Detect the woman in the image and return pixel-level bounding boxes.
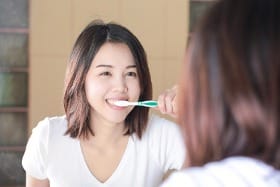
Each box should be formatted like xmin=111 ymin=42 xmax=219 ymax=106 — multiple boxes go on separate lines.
xmin=22 ymin=20 xmax=185 ymax=187
xmin=162 ymin=0 xmax=280 ymax=186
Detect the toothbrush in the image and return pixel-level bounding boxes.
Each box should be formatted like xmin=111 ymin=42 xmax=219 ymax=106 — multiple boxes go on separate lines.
xmin=113 ymin=100 xmax=158 ymax=108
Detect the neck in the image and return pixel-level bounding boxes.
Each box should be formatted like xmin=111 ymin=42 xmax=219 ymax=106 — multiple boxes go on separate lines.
xmin=87 ymin=115 xmax=127 ymax=146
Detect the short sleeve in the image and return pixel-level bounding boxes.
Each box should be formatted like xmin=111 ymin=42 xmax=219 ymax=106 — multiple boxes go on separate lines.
xmin=148 ymin=115 xmax=186 ymax=172
xmin=22 ymin=118 xmax=49 ymax=179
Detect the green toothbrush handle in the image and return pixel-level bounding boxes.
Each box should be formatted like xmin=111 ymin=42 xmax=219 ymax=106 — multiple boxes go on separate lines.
xmin=139 ymin=100 xmax=158 ymax=107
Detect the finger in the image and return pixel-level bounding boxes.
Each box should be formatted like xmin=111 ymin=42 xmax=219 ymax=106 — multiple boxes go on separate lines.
xmin=171 ymin=99 xmax=178 ymax=118
xmin=164 ymin=91 xmax=174 ymax=114
xmin=157 ymin=92 xmax=167 ymax=113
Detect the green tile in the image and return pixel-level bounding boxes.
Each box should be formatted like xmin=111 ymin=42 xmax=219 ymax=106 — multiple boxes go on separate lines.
xmin=0 ymin=33 xmax=28 ymax=68
xmin=0 ymin=73 xmax=28 ymax=107
xmin=189 ymin=1 xmax=215 ymax=32
xmin=0 ymin=0 xmax=28 ymax=28
xmin=0 ymin=113 xmax=27 ymax=146
xmin=0 ymin=151 xmax=25 ymax=185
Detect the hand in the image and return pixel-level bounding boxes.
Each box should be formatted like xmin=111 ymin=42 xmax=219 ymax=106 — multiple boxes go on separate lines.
xmin=157 ymin=85 xmax=178 ymax=118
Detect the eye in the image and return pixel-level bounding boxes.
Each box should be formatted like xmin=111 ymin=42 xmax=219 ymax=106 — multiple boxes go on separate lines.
xmin=100 ymin=71 xmax=112 ymax=76
xmin=126 ymin=71 xmax=137 ymax=77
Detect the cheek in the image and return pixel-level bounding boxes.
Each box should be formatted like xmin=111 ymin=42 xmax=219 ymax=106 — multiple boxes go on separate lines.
xmin=129 ymin=80 xmax=141 ymax=97
xmin=85 ymin=80 xmax=104 ymax=99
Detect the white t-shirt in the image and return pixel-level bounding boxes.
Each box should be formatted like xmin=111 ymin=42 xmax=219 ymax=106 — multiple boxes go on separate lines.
xmin=161 ymin=156 xmax=280 ymax=187
xmin=22 ymin=114 xmax=185 ymax=187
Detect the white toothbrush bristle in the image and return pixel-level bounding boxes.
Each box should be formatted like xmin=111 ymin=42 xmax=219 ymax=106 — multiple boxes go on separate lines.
xmin=113 ymin=100 xmax=129 ymax=107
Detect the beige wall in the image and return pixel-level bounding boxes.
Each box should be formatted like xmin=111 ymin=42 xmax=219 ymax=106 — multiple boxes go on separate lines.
xmin=29 ymin=0 xmax=189 ymax=132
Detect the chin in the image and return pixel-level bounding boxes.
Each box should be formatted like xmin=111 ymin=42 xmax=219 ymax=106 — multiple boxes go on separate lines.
xmin=106 ymin=116 xmax=127 ymax=124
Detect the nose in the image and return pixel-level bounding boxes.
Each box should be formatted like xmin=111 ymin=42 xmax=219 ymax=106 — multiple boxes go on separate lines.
xmin=112 ymin=76 xmax=128 ymax=93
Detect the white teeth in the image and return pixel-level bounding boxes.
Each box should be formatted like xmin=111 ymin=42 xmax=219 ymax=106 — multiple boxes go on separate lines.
xmin=107 ymin=99 xmax=127 ymax=106
xmin=107 ymin=99 xmax=116 ymax=105
xmin=113 ymin=100 xmax=130 ymax=106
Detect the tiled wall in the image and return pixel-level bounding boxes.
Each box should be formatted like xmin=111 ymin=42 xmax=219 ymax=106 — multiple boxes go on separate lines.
xmin=0 ymin=0 xmax=28 ymax=185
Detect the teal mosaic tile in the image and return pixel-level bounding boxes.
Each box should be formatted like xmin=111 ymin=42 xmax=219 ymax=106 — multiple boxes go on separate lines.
xmin=0 ymin=151 xmax=25 ymax=185
xmin=0 ymin=113 xmax=27 ymax=146
xmin=0 ymin=73 xmax=28 ymax=107
xmin=0 ymin=0 xmax=28 ymax=28
xmin=0 ymin=33 xmax=28 ymax=68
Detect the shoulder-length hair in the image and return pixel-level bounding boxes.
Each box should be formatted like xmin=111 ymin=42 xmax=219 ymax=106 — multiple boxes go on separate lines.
xmin=64 ymin=20 xmax=152 ymax=139
xmin=178 ymin=0 xmax=280 ymax=169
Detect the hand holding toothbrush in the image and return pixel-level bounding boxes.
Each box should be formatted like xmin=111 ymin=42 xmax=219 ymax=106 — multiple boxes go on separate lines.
xmin=157 ymin=85 xmax=178 ymax=118
xmin=112 ymin=85 xmax=178 ymax=118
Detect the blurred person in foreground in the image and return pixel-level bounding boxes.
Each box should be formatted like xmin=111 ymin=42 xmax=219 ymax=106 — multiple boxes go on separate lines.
xmin=161 ymin=0 xmax=280 ymax=186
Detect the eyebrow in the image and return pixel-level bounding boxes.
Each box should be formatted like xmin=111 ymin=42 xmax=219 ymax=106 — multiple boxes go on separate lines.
xmin=95 ymin=64 xmax=137 ymax=69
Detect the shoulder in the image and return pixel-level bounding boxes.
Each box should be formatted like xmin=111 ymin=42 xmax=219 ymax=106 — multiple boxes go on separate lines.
xmin=203 ymin=157 xmax=277 ymax=178
xmin=161 ymin=163 xmax=225 ymax=187
xmin=22 ymin=115 xmax=67 ymax=179
xmin=36 ymin=115 xmax=67 ymax=129
xmin=162 ymin=157 xmax=280 ymax=187
xmin=142 ymin=114 xmax=186 ymax=171
xmin=27 ymin=115 xmax=68 ymax=149
xmin=145 ymin=114 xmax=181 ymax=137
xmin=33 ymin=115 xmax=67 ymax=137
xmin=161 ymin=171 xmax=197 ymax=187
xmin=144 ymin=114 xmax=184 ymax=147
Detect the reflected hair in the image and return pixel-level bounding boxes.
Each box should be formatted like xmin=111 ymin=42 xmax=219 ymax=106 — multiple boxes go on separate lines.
xmin=178 ymin=0 xmax=280 ymax=169
xmin=64 ymin=20 xmax=152 ymax=139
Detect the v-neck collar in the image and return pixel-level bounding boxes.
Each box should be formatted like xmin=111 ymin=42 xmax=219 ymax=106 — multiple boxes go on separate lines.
xmin=77 ymin=136 xmax=132 ymax=185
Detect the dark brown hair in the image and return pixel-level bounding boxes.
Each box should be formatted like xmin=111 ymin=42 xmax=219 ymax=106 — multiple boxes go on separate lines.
xmin=64 ymin=20 xmax=152 ymax=139
xmin=178 ymin=0 xmax=280 ymax=169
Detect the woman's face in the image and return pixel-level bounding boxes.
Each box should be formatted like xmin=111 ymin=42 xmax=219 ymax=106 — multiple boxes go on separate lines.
xmin=85 ymin=42 xmax=141 ymax=125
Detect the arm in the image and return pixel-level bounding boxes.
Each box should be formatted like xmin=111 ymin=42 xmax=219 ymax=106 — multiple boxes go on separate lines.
xmin=157 ymin=85 xmax=178 ymax=118
xmin=26 ymin=174 xmax=50 ymax=187
xmin=22 ymin=119 xmax=50 ymax=187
